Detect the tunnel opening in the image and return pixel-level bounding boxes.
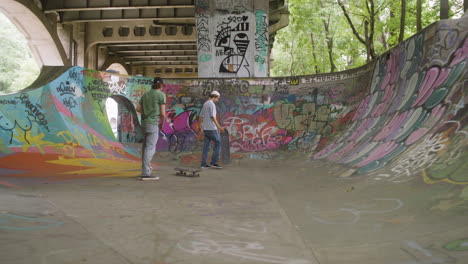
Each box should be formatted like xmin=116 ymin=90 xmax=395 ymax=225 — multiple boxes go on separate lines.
xmin=106 ymin=95 xmax=143 ymax=143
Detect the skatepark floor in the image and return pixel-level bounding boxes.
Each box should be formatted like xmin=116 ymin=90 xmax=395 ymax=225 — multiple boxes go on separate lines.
xmin=1 ymin=152 xmax=467 ymax=264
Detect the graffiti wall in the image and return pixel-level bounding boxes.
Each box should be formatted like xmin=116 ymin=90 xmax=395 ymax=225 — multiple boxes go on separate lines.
xmin=0 ymin=68 xmax=153 ymax=183
xmin=195 ymin=0 xmax=269 ymax=77
xmin=0 ymin=17 xmax=466 ymax=185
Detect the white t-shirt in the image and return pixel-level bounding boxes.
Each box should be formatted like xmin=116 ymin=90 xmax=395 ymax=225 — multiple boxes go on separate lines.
xmin=200 ymin=99 xmax=217 ymax=130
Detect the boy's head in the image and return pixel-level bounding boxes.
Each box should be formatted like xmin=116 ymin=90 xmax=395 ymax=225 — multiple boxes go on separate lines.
xmin=209 ymin=90 xmax=220 ymax=98
xmin=152 ymin=77 xmax=163 ymax=89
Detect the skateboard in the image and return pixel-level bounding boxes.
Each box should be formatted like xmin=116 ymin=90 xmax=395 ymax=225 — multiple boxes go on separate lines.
xmin=174 ymin=167 xmax=201 ymax=177
xmin=220 ymin=130 xmax=231 ymax=164
xmin=137 ymin=176 xmax=160 ymax=181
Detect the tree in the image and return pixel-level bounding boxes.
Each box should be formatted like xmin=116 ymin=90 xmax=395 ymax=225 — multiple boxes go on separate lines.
xmin=441 ymin=0 xmax=450 ymax=19
xmin=416 ymin=0 xmax=422 ymax=31
xmin=0 ymin=12 xmax=39 ymax=94
xmin=319 ymin=0 xmax=337 ymax=72
xmin=399 ymin=0 xmax=406 ymax=42
xmin=270 ymin=0 xmax=465 ymax=77
xmin=337 ymin=0 xmax=379 ymax=62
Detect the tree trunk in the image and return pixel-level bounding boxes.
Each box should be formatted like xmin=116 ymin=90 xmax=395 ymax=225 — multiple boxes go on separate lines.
xmin=289 ymin=40 xmax=296 ymax=76
xmin=440 ymin=0 xmax=449 ymax=19
xmin=322 ymin=21 xmax=336 ymax=72
xmin=464 ymin=0 xmax=467 ymax=13
xmin=365 ymin=21 xmax=371 ymax=61
xmin=399 ymin=0 xmax=406 ymax=42
xmin=310 ymin=33 xmax=320 ymax=74
xmin=389 ymin=9 xmax=396 ymax=45
xmin=417 ymin=0 xmax=422 ymax=31
xmin=368 ymin=0 xmax=376 ymax=59
xmin=337 ymin=0 xmax=376 ymax=61
xmin=319 ymin=0 xmax=336 ymax=72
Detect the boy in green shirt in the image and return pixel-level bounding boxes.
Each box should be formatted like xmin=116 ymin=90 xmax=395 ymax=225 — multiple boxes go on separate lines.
xmin=136 ymin=77 xmax=166 ymax=180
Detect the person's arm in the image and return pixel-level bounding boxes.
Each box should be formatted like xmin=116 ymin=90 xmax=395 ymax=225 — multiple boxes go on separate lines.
xmin=159 ymin=103 xmax=166 ymax=129
xmin=136 ymin=104 xmax=142 ymax=113
xmin=211 ymin=116 xmax=225 ymax=133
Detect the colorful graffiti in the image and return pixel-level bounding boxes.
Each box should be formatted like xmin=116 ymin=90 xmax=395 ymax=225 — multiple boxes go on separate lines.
xmin=313 ymin=19 xmax=467 ymax=180
xmin=0 ymin=69 xmax=145 ymax=183
xmin=0 ymin=17 xmax=466 ymax=186
xmin=195 ymin=0 xmax=268 ymax=77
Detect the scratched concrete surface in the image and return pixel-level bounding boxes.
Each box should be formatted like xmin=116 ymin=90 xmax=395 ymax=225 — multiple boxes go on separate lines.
xmin=1 ymin=154 xmax=467 ymax=264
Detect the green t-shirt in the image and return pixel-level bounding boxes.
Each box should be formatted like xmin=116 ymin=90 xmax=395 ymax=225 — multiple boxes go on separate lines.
xmin=139 ymin=89 xmax=166 ymax=125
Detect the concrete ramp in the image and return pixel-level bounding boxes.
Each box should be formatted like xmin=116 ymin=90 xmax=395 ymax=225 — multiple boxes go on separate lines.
xmin=21 ymin=66 xmax=70 ymax=92
xmin=0 ymin=16 xmax=467 ymax=264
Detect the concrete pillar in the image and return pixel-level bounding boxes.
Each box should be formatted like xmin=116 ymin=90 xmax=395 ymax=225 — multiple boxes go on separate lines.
xmin=73 ymin=23 xmax=86 ymax=67
xmin=195 ymin=0 xmax=269 ymax=78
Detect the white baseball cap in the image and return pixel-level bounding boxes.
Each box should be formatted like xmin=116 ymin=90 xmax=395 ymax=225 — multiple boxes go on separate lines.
xmin=210 ymin=90 xmax=220 ymax=97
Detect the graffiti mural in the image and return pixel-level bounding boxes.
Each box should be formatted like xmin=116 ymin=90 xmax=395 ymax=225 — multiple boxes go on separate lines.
xmin=254 ymin=9 xmax=268 ymax=74
xmin=195 ymin=0 xmax=268 ymax=77
xmin=0 ymin=16 xmax=466 ymax=187
xmin=215 ymin=14 xmax=253 ymax=76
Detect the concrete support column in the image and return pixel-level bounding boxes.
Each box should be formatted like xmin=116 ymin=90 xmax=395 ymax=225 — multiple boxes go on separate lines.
xmin=86 ymin=44 xmax=98 ymax=70
xmin=72 ymin=23 xmax=85 ymax=67
xmin=195 ymin=0 xmax=269 ymax=78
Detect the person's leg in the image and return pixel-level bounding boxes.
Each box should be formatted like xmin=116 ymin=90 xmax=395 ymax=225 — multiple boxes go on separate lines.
xmin=142 ymin=123 xmax=159 ymax=176
xmin=210 ymin=130 xmax=221 ymax=166
xmin=201 ymin=130 xmax=212 ymax=167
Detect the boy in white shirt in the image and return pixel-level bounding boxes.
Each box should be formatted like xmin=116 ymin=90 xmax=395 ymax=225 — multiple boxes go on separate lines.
xmin=199 ymin=91 xmax=225 ymax=169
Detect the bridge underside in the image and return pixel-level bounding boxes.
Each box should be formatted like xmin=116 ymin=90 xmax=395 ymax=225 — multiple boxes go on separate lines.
xmin=0 ymin=5 xmax=467 ymax=264
xmin=2 ymin=0 xmax=289 ymax=77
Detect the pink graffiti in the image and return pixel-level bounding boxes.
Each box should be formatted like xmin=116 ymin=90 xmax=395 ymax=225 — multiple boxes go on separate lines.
xmin=386 ymin=78 xmax=407 ymax=114
xmin=348 ymin=117 xmax=377 ymax=141
xmin=171 ymin=112 xmax=191 ymax=131
xmin=224 ymin=116 xmax=286 ymax=152
xmin=405 ymin=104 xmax=447 ymax=145
xmin=327 ymin=141 xmax=358 ymax=162
xmin=412 ymin=67 xmax=447 ymax=107
xmin=313 ymin=142 xmax=340 ymax=159
xmin=381 ymin=52 xmax=399 ymax=89
xmin=372 ymin=84 xmax=396 ymax=117
xmin=373 ymin=112 xmax=408 ymax=141
xmin=450 ymin=37 xmax=468 ymax=66
xmin=328 ymin=87 xmax=340 ymax=99
xmin=356 ymin=141 xmax=399 ymax=167
xmin=352 ymin=95 xmax=370 ymax=121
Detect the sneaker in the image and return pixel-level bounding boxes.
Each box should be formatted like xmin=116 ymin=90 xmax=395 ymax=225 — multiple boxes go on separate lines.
xmin=139 ymin=176 xmax=160 ymax=181
xmin=200 ymin=165 xmax=211 ymax=169
xmin=210 ymin=164 xmax=222 ymax=169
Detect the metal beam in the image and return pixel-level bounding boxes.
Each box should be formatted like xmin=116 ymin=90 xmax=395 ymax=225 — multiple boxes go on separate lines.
xmin=124 ymin=55 xmax=197 ymax=59
xmin=45 ymin=5 xmax=194 ymax=13
xmin=62 ymin=17 xmax=194 ymax=24
xmin=110 ymin=50 xmax=196 ymax=54
xmin=106 ymin=43 xmax=196 ymax=47
xmin=130 ymin=60 xmax=197 ymax=64
xmin=131 ymin=64 xmax=197 ymax=67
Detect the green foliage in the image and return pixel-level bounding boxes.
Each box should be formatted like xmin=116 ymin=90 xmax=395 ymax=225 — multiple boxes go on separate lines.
xmin=0 ymin=12 xmax=40 ymax=94
xmin=271 ymin=0 xmax=466 ymax=77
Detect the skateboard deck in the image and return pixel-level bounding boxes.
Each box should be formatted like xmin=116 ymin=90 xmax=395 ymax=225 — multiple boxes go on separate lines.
xmin=175 ymin=167 xmax=201 ymax=177
xmin=220 ymin=130 xmax=231 ymax=164
xmin=138 ymin=176 xmax=160 ymax=181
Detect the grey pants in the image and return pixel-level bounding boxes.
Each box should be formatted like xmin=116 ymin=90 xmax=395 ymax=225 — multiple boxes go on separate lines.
xmin=141 ymin=123 xmax=159 ymax=176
